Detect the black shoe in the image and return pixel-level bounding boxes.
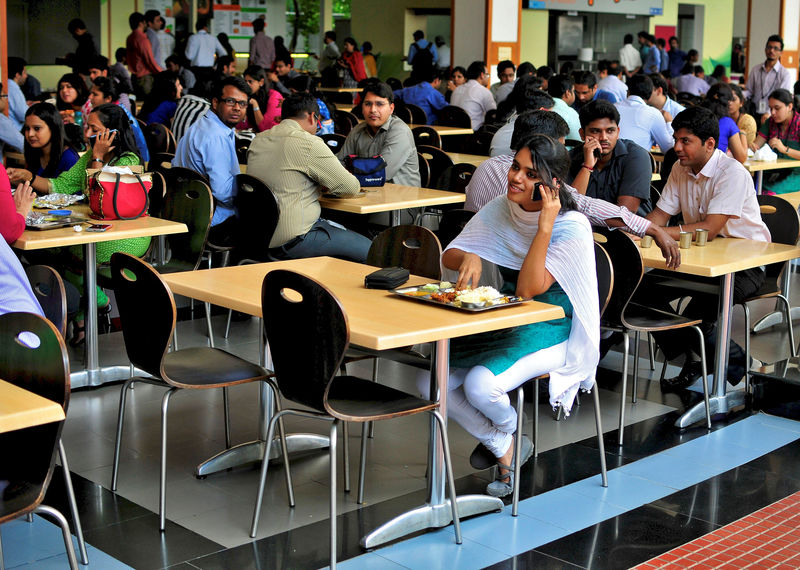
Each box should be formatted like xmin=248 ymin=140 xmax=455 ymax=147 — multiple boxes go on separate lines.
xmin=661 ymin=360 xmax=703 ymax=392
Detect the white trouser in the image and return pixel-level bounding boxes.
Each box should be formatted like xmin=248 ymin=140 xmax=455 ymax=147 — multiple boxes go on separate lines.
xmin=417 ymin=340 xmax=568 ymax=458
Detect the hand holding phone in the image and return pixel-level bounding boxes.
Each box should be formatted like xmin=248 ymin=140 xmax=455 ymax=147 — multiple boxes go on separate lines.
xmin=86 ymin=223 xmax=112 ymax=232
xmin=88 ymin=129 xmax=118 ymax=144
xmin=531 ymin=182 xmax=543 ymax=202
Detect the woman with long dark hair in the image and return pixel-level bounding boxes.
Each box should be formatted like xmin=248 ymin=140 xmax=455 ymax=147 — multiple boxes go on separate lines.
xmin=6 ymin=103 xmax=80 ymax=188
xmin=703 ymin=83 xmax=747 ymax=162
xmin=750 ymin=88 xmax=800 ymax=194
xmin=729 ymin=83 xmax=757 ymax=146
xmin=338 ymin=37 xmax=367 ymax=88
xmin=419 ymin=134 xmax=598 ymax=497
xmin=55 ymin=73 xmax=90 ymax=123
xmin=239 ymin=65 xmax=283 ymax=132
xmin=140 ymin=70 xmax=183 ymax=125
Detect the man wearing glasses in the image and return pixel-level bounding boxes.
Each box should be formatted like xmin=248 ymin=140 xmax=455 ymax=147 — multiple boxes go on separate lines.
xmin=173 ymin=76 xmax=251 ymax=247
xmin=248 ymin=94 xmax=371 ymax=261
xmin=746 ymin=35 xmax=793 ymax=123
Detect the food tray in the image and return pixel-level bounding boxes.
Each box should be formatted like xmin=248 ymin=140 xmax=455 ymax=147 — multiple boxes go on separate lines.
xmin=25 ymin=215 xmax=88 ymax=230
xmin=33 ymin=194 xmax=84 ymax=208
xmin=391 ymin=282 xmax=529 ymax=312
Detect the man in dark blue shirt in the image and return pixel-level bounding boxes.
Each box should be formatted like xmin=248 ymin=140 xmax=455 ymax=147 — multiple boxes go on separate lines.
xmin=392 ymin=69 xmax=447 ymax=125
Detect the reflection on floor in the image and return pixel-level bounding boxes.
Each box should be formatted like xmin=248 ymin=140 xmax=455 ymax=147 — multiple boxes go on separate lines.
xmin=5 ymin=271 xmax=800 ymax=569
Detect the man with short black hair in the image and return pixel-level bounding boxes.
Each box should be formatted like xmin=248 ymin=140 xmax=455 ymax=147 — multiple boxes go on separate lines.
xmin=6 ymin=58 xmax=28 ymax=130
xmin=647 ymin=72 xmax=685 ymax=128
xmin=111 ymin=48 xmax=134 ymax=94
xmin=166 ymin=55 xmax=196 ymax=91
xmin=645 ymin=106 xmax=769 ymax=390
xmin=615 ymin=74 xmax=674 ymax=151
xmin=675 ymin=64 xmax=710 ymax=96
xmin=619 ymin=33 xmax=642 ymax=76
xmin=573 ymin=70 xmax=620 ymax=111
xmin=535 ymin=66 xmax=554 ymax=91
xmin=173 ymin=76 xmax=252 ymax=246
xmin=451 ymin=61 xmax=496 ymax=130
xmin=0 ymin=84 xmax=24 ymax=152
xmin=546 ymin=74 xmax=581 ymax=142
xmin=407 ymin=30 xmax=438 ymax=69
xmin=216 ymin=55 xmax=236 ymax=77
xmin=318 ymin=30 xmax=340 ymax=86
xmin=64 ymin=18 xmax=99 ymax=77
xmin=271 ymin=55 xmax=300 ymax=96
xmin=568 ymin=100 xmax=652 ymax=215
xmin=597 ymin=60 xmax=628 ymax=101
xmin=144 ymin=10 xmax=164 ymax=69
xmin=491 ymin=60 xmax=516 ymax=103
xmin=746 ymin=34 xmax=793 ymax=121
xmin=668 ymin=36 xmax=687 ymax=78
xmin=338 ymin=82 xmax=419 ymax=186
xmin=248 ymin=94 xmax=370 ymax=261
xmin=490 ymin=89 xmax=554 ymax=156
xmin=126 ymin=12 xmax=162 ymax=97
xmin=88 ymin=56 xmax=134 ymax=113
xmin=516 ymin=62 xmax=535 ymax=79
xmin=656 ymin=38 xmax=670 ymax=74
xmin=642 ymin=34 xmax=661 ymax=74
xmin=185 ymin=17 xmax=227 ymax=85
xmin=393 ymin=69 xmax=447 ymax=125
xmin=249 ymin=17 xmax=275 ymax=70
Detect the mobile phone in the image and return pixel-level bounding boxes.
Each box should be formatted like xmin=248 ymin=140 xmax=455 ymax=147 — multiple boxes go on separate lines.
xmin=86 ymin=223 xmax=112 ymax=232
xmin=593 ymin=147 xmax=601 ymax=159
xmin=88 ymin=129 xmax=118 ymax=143
xmin=531 ymin=182 xmax=543 ymax=202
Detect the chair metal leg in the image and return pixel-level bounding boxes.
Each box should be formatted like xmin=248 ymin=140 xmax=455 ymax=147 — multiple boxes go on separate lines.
xmin=223 ymin=387 xmax=231 ymax=449
xmin=692 ymin=326 xmax=712 ymax=429
xmin=250 ymin=412 xmax=282 ymax=538
xmin=224 ymin=309 xmax=233 ymax=339
xmin=368 ymin=358 xmax=378 ymax=439
xmin=430 ymin=410 xmax=462 ymax=544
xmin=111 ymin=378 xmax=136 ymax=491
xmin=618 ymin=331 xmax=630 ymax=447
xmin=204 ymin=302 xmax=215 ymax=347
xmin=342 ymin=422 xmax=351 ymax=493
xmin=512 ymin=387 xmax=525 ymax=516
xmin=159 ymin=388 xmax=178 ymax=531
xmin=648 ymin=333 xmax=656 ymax=370
xmin=591 ymin=387 xmax=608 ymax=487
xmin=24 ymin=514 xmax=32 ymax=523
xmin=534 ymin=381 xmax=539 ymax=458
xmin=329 ymin=420 xmax=339 ymax=569
xmin=59 ymin=441 xmax=88 ymax=564
xmin=743 ymin=303 xmax=751 ymax=396
xmin=632 ymin=331 xmax=640 ymax=404
xmin=269 ymin=380 xmax=295 ymax=507
xmin=171 ymin=327 xmax=178 ymax=351
xmin=660 ymin=358 xmax=669 ymax=382
xmin=778 ymin=294 xmax=797 ymax=357
xmin=357 ymin=422 xmax=369 ymax=504
xmin=33 ymin=505 xmax=79 ymax=570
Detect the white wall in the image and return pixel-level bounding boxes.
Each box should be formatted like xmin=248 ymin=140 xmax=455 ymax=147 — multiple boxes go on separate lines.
xmin=453 ymin=0 xmax=486 ymax=69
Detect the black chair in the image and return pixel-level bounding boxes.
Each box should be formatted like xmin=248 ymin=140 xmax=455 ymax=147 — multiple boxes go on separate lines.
xmin=405 ymin=103 xmax=428 ymax=125
xmin=236 ymin=140 xmax=251 ymax=165
xmin=740 ymin=196 xmax=800 ymax=391
xmin=417 ymin=152 xmax=431 ymax=188
xmin=412 ymin=125 xmax=442 ymax=148
xmin=484 ymin=109 xmax=499 ymax=128
xmin=249 ymin=270 xmax=461 ymax=567
xmin=508 ymin=241 xmax=612 ymax=515
xmin=385 ymin=77 xmax=403 ymax=91
xmin=158 ymin=178 xmax=214 ymax=274
xmin=417 ymin=144 xmax=454 ymax=189
xmin=393 ymin=104 xmax=412 ymax=124
xmin=436 ymin=209 xmax=475 ymax=248
xmin=320 ymin=133 xmax=346 ymax=154
xmin=148 ymin=151 xmax=175 ymax=173
xmin=463 ymin=130 xmax=493 ymax=156
xmin=143 ymin=122 xmax=177 ymax=155
xmin=109 ymin=253 xmax=278 ymax=531
xmin=436 ymin=105 xmax=472 ymax=128
xmin=25 ymin=265 xmax=67 ymax=337
xmin=333 ymin=110 xmax=359 ymax=135
xmin=367 ymin=225 xmax=443 ymax=280
xmin=595 ymin=227 xmax=711 ymax=445
xmin=0 ymin=313 xmax=79 ymax=569
xmin=564 ymin=139 xmax=583 ymax=150
xmin=419 ymin=163 xmax=477 ymax=225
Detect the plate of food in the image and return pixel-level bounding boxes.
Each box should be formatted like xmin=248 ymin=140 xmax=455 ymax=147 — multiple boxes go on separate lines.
xmin=392 ymin=282 xmax=529 ymax=312
xmin=33 ymin=194 xmax=84 ymax=209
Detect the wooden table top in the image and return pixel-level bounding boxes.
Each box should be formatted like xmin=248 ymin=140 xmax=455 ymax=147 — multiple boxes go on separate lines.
xmin=318 ymin=184 xmax=465 ymax=214
xmin=318 ymin=87 xmax=361 ymax=93
xmin=12 ymin=205 xmax=188 ymax=251
xmin=409 ymin=124 xmax=474 ymax=136
xmin=336 ymin=104 xmax=355 ymax=113
xmin=162 ymin=257 xmax=565 ymax=351
xmin=639 ymin=236 xmax=800 ymax=277
xmin=744 ymin=158 xmax=800 ymax=173
xmin=0 ymin=379 xmax=65 ymax=433
xmin=445 ymin=153 xmax=489 ymax=167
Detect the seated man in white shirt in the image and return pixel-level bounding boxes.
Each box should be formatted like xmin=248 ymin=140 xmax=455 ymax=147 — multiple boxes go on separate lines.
xmin=490 ymin=89 xmax=554 ymax=157
xmin=644 ymin=107 xmax=770 ymax=391
xmin=546 ymin=74 xmax=582 ymax=142
xmin=647 ymin=73 xmax=685 ymax=130
xmin=450 ymin=60 xmax=496 ymax=130
xmin=597 ymin=60 xmax=628 ymax=102
xmin=614 ymin=74 xmax=674 ymax=151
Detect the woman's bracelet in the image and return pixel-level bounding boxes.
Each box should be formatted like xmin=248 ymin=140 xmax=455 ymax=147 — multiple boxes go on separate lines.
xmin=582 ymin=163 xmax=594 ymax=172
xmin=29 ymin=174 xmax=37 ymax=186
xmin=91 ymin=157 xmax=104 ymax=166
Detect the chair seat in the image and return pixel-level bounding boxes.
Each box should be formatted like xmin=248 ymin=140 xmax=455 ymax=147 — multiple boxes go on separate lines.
xmin=622 ymin=302 xmax=703 ymax=332
xmin=157 ymin=259 xmax=198 ymax=274
xmin=0 ymin=480 xmax=40 ymax=524
xmin=345 ymin=346 xmax=430 ymax=369
xmin=162 ymin=347 xmax=269 ymax=388
xmin=742 ymin=278 xmax=781 ymax=302
xmin=326 ymin=375 xmax=438 ymax=422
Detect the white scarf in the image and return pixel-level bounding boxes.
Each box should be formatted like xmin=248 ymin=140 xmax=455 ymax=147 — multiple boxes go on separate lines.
xmin=444 ymin=195 xmax=600 ymax=414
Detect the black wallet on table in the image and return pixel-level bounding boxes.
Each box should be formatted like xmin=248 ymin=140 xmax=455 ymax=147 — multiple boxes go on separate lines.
xmin=364 ymin=266 xmax=410 ymax=289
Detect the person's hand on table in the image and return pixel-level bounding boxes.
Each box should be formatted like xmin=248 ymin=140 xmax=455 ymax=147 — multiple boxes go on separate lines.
xmin=455 ymin=252 xmax=482 ymax=290
xmin=768 ymin=138 xmax=788 ymax=154
xmin=92 ymin=129 xmax=117 ymax=159
xmin=14 ymin=181 xmax=36 ymax=219
xmin=6 ymin=167 xmax=33 ymax=185
xmin=650 ymin=225 xmax=681 ymax=269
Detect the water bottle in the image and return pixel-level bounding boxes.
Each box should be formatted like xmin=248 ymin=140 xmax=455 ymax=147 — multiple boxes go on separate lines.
xmin=74 ymin=111 xmax=83 ymax=127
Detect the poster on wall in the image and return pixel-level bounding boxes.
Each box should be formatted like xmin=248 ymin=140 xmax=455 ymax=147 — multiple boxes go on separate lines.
xmin=526 ymin=0 xmax=663 ymax=16
xmin=213 ymin=1 xmax=267 ymax=40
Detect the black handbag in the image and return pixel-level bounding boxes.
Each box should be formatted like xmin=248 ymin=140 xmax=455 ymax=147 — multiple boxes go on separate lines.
xmin=364 ymin=266 xmax=409 ymax=289
xmin=344 ymin=155 xmax=387 ymax=187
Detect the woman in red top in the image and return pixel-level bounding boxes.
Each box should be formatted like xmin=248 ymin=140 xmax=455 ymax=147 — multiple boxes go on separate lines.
xmin=339 ymin=37 xmax=367 ymax=88
xmin=238 ymin=66 xmax=283 ymax=132
xmin=0 ymin=168 xmax=34 ymax=244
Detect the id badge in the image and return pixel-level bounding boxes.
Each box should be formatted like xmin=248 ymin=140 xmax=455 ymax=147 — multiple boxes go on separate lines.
xmin=757 ymin=100 xmax=769 ymax=114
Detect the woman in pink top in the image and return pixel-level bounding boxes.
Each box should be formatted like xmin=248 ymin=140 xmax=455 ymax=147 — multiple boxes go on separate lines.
xmin=239 ymin=66 xmax=283 ymax=132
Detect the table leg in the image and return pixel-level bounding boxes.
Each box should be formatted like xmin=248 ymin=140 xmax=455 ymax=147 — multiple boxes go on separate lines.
xmin=755 ymin=171 xmax=763 ymax=195
xmin=390 ymin=210 xmax=400 ymax=227
xmin=195 ymin=318 xmax=330 ymax=478
xmin=360 ymin=339 xmax=503 ymax=549
xmin=675 ymin=273 xmax=745 ymax=428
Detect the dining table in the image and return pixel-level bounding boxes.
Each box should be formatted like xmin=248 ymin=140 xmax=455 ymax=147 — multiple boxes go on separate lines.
xmin=408 ymin=124 xmax=474 ymax=136
xmin=445 ymin=152 xmax=489 ymax=167
xmin=317 ymin=86 xmax=362 ymax=93
xmin=162 ymin=256 xmax=566 ymax=547
xmin=744 ymin=158 xmax=800 ymax=194
xmin=0 ymin=379 xmax=65 ymax=433
xmin=12 ymin=204 xmax=188 ymax=389
xmin=639 ymin=236 xmax=800 ymax=427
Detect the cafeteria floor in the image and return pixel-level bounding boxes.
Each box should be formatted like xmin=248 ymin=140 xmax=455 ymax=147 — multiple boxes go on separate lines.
xmin=8 ymin=272 xmax=800 ymax=569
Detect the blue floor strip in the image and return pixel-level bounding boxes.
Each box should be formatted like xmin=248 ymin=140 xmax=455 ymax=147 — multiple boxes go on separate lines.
xmin=335 ymin=413 xmax=800 ymax=570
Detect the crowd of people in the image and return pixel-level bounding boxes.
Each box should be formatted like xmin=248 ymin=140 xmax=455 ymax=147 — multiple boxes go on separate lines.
xmin=1 ymin=18 xmax=797 ymax=498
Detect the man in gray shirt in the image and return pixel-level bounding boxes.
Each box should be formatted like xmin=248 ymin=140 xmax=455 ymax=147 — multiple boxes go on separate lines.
xmin=144 ymin=10 xmax=164 ymax=69
xmin=337 ymin=82 xmax=420 ymax=187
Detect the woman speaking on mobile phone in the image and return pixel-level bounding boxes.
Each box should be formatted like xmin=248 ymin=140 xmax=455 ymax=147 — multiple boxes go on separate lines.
xmin=418 ymin=134 xmax=600 ymax=497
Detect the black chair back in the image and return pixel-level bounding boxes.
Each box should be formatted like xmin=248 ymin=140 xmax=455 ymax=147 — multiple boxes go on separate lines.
xmin=758 ymin=195 xmax=800 ymax=281
xmin=595 ymin=242 xmax=614 ymax=317
xmin=159 ymin=166 xmax=209 ymax=222
xmin=417 ymin=145 xmax=454 ymax=189
xmin=161 ymin=179 xmax=213 ymax=271
xmin=386 ymin=77 xmax=403 ymax=91
xmin=436 ymin=209 xmax=475 ymax=248
xmin=393 ymin=104 xmax=412 ymax=124
xmin=412 ymin=126 xmax=442 ymax=148
xmin=261 ymin=270 xmax=349 ymax=411
xmin=483 ymin=109 xmax=498 ymax=128
xmin=110 ymin=253 xmax=175 ymax=379
xmin=0 ymin=313 xmax=69 ymax=522
xmin=463 ymin=131 xmax=493 ymax=156
xmin=367 ymin=225 xmax=443 ymax=280
xmin=417 ymin=153 xmax=431 ymax=188
xmin=320 ymin=133 xmax=346 ymax=154
xmin=235 ymin=174 xmax=281 ymax=262
xmin=436 ymin=105 xmax=472 ymax=128
xmin=144 ymin=123 xmax=176 ymax=155
xmin=25 ymin=265 xmax=67 ymax=338
xmin=236 ymin=141 xmax=251 ymax=165
xmin=592 ymin=228 xmax=643 ymax=329
xmin=148 ymin=152 xmax=175 ymax=173
xmin=334 ymin=110 xmax=359 ymax=136
xmin=435 ymin=163 xmax=476 ymax=193
xmin=405 ymin=103 xmax=428 ymax=125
